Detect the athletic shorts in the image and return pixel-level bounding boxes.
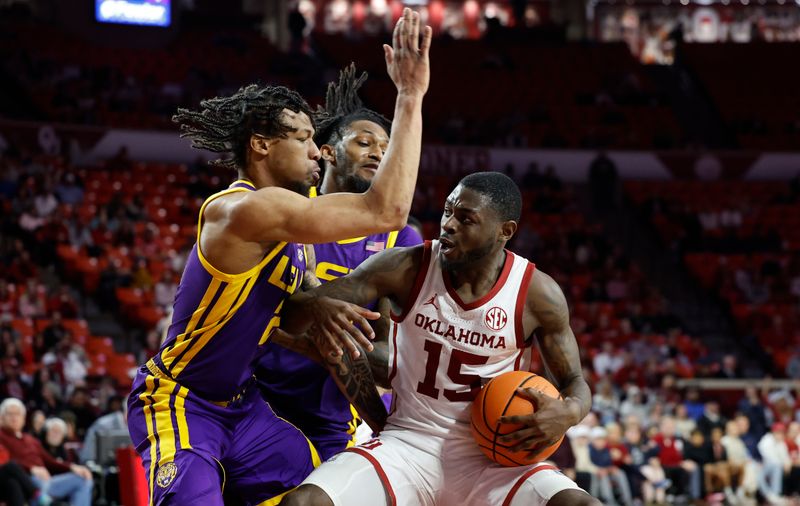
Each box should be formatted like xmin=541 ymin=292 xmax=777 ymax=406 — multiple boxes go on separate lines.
xmin=302 ymin=427 xmax=583 ymax=506
xmin=127 ymin=367 xmax=320 ymax=506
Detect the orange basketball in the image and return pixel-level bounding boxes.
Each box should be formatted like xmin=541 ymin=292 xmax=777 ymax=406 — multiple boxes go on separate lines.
xmin=471 ymin=370 xmax=564 ymax=466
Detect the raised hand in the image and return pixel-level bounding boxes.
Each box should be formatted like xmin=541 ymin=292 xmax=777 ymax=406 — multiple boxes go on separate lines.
xmin=383 ymin=8 xmax=431 ymax=97
xmin=306 ymin=296 xmax=380 ymax=359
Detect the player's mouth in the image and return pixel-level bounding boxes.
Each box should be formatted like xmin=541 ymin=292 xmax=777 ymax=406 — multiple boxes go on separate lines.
xmin=361 ymin=163 xmax=379 ymax=173
xmin=439 ymin=236 xmax=457 ymax=255
xmin=310 ymin=168 xmax=321 ymax=183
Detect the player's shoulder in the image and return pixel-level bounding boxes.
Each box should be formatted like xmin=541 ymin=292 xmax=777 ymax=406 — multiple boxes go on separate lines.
xmin=524 ymin=264 xmax=567 ymax=308
xmin=357 ymin=242 xmax=426 ymax=276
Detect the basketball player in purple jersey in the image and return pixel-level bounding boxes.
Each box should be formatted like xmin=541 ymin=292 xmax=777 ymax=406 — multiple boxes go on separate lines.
xmin=281 ymin=173 xmax=599 ymax=506
xmin=126 ymin=9 xmax=432 ymax=505
xmin=257 ymin=64 xmax=423 ymax=461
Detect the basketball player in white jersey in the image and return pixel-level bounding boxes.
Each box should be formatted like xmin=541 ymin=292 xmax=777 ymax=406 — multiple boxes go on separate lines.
xmin=280 ymin=172 xmax=599 ymax=506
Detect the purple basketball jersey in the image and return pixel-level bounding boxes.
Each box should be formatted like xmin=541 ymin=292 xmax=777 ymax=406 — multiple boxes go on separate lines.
xmin=257 ymin=225 xmax=422 ymax=460
xmin=153 ymin=179 xmax=307 ymax=402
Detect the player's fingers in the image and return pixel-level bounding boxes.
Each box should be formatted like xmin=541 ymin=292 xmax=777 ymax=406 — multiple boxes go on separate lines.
xmin=420 ymin=25 xmax=432 ymax=57
xmin=515 ymin=387 xmax=545 ymax=403
xmin=383 ymin=44 xmax=394 ymax=67
xmin=512 ymin=437 xmax=548 ymax=453
xmin=350 ymin=313 xmax=375 ymax=340
xmin=338 ymin=313 xmax=374 ymax=352
xmin=341 ymin=331 xmax=361 ymax=359
xmin=409 ymin=11 xmax=420 ymax=52
xmin=320 ymin=327 xmax=343 ymax=357
xmin=394 ymin=18 xmax=404 ymax=51
xmin=499 ymin=427 xmax=541 ymax=444
xmin=351 ymin=305 xmax=380 ymax=322
xmin=498 ymin=413 xmax=535 ymax=425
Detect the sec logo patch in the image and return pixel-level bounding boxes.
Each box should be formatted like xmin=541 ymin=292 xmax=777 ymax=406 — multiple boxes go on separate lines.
xmin=156 ymin=462 xmax=178 ymax=488
xmin=485 ymin=307 xmax=508 ymax=331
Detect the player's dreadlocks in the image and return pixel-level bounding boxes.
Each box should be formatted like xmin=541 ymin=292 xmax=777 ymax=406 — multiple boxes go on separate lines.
xmin=172 ymin=84 xmax=314 ymax=171
xmin=314 ymin=63 xmax=392 ymax=148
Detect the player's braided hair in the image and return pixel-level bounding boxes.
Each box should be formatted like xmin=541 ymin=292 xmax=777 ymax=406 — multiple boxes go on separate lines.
xmin=172 ymin=84 xmax=314 ymax=170
xmin=314 ymin=63 xmax=391 ymax=147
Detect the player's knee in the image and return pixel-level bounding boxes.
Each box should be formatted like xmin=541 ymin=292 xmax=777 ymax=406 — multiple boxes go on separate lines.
xmin=280 ymin=484 xmax=333 ymax=506
xmin=547 ymin=489 xmax=602 ymax=506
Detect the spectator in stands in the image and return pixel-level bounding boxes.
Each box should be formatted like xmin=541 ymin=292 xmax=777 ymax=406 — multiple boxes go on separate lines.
xmin=624 ymin=423 xmax=669 ymax=505
xmin=785 ymin=422 xmax=800 ymax=497
xmin=63 ymin=388 xmax=95 ymax=440
xmin=41 ymin=312 xmax=68 ymax=352
xmin=650 ymin=416 xmax=701 ymax=501
xmin=29 ymin=410 xmax=46 ymax=438
xmin=54 ymin=172 xmax=83 ymax=206
xmin=738 ymin=386 xmax=769 ymax=438
xmin=6 ymin=251 xmax=38 ymax=285
xmin=674 ymin=404 xmax=697 ymax=440
xmin=569 ymin=425 xmax=598 ymax=497
xmin=17 ymin=287 xmax=45 ymax=319
xmin=0 ymin=283 xmax=16 ymax=316
xmin=47 ymin=286 xmax=79 ymax=320
xmin=734 ymin=413 xmax=762 ymax=460
xmin=79 ymin=396 xmax=126 ymax=466
xmin=33 ymin=184 xmax=58 ymax=219
xmin=619 ymin=385 xmax=651 ymax=423
xmin=593 ymin=378 xmax=621 ymax=425
xmin=697 ymin=401 xmax=726 ymax=437
xmin=721 ymin=419 xmax=756 ymax=503
xmin=716 ymin=354 xmax=743 ymax=379
xmin=589 ymin=426 xmax=633 ymax=505
xmin=0 ymin=398 xmax=92 ymax=506
xmin=757 ymin=422 xmax=790 ymax=504
xmin=683 ymin=388 xmax=705 ymax=421
xmin=767 ymin=389 xmax=798 ymax=425
xmin=0 ymin=441 xmax=50 ymax=506
xmin=40 ymin=418 xmax=69 ymax=462
xmin=594 ymin=341 xmax=624 ymax=377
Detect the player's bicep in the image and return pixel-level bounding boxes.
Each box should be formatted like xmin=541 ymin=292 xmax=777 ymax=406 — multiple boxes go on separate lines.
xmin=529 ymin=272 xmax=583 ymax=388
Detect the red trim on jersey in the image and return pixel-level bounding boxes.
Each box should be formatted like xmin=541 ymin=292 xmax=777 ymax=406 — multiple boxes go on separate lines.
xmin=391 ymin=241 xmax=432 ymax=323
xmin=513 ymin=347 xmax=525 ymax=371
xmin=346 ymin=447 xmax=397 ymax=506
xmin=443 ymin=249 xmax=513 ymax=311
xmin=502 ymin=464 xmax=558 ymax=506
xmin=514 ymin=262 xmax=536 ymax=349
xmin=388 ymin=324 xmax=399 ymax=387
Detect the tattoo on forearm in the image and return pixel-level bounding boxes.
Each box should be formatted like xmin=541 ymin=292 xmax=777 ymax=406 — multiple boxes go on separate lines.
xmin=271 ymin=330 xmax=323 ymax=364
xmin=324 ymin=340 xmax=387 ymax=432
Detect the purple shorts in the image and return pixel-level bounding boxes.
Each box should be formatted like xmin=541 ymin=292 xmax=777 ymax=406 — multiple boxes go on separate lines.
xmin=127 ymin=367 xmax=320 ymax=505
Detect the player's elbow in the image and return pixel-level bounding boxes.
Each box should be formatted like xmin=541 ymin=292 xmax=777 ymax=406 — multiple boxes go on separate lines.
xmin=364 ymin=189 xmax=410 ymax=231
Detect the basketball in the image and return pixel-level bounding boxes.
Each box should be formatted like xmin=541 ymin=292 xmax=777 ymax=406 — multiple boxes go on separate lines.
xmin=471 ymin=371 xmax=564 ymax=467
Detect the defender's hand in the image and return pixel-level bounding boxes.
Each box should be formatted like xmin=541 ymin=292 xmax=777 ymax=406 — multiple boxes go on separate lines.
xmin=497 ymin=388 xmax=575 ymax=458
xmin=307 ymin=296 xmax=380 ymax=359
xmin=384 ymin=8 xmax=431 ymax=97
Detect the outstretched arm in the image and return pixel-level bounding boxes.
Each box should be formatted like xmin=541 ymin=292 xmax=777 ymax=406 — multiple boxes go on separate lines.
xmin=222 ymin=10 xmax=431 ymax=245
xmin=499 ymin=270 xmax=592 ymax=457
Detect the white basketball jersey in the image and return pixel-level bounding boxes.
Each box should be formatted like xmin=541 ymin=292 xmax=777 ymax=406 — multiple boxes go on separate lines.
xmin=387 ymin=240 xmax=536 ymax=439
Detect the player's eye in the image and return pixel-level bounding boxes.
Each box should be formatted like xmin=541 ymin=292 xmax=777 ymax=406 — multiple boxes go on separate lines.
xmin=357 ymin=141 xmax=369 ymax=147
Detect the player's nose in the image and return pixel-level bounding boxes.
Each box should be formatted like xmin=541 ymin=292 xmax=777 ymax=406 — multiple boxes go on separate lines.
xmin=309 ymin=141 xmax=321 ymax=161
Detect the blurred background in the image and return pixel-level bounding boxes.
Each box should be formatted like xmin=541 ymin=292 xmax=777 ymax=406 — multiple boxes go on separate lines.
xmin=0 ymin=0 xmax=799 ymax=504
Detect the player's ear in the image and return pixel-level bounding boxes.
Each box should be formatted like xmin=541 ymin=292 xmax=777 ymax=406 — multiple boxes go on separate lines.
xmin=320 ymin=144 xmax=337 ymax=166
xmin=249 ymin=134 xmax=271 ymax=156
xmin=499 ymin=220 xmax=517 ymax=242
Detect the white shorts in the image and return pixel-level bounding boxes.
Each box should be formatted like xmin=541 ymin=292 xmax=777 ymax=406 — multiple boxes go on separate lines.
xmin=302 ymin=427 xmax=584 ymax=506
